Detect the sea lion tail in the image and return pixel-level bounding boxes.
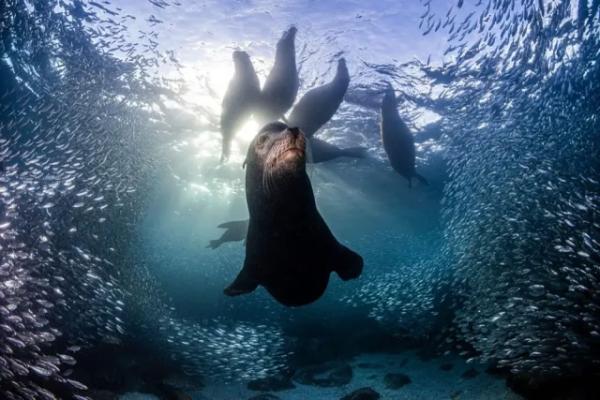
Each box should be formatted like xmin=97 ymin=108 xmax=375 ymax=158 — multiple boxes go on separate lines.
xmin=414 ymin=172 xmax=429 ymax=186
xmin=341 ymin=146 xmax=367 ymax=159
xmin=333 ymin=244 xmax=363 ymax=281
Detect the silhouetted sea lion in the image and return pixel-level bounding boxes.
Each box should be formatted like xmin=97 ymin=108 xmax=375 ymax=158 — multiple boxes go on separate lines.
xmin=207 ymin=219 xmax=249 ymax=249
xmin=220 ymin=51 xmax=260 ymax=161
xmin=224 ymin=122 xmax=363 ymax=306
xmin=380 ymin=84 xmax=428 ymax=187
xmin=256 ymin=27 xmax=299 ymax=124
xmin=288 ymin=58 xmax=350 ymax=138
xmin=309 ymin=137 xmax=366 ymax=163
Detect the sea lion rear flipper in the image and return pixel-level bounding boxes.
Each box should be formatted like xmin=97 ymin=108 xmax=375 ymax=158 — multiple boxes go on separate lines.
xmin=224 ymin=265 xmax=258 ymax=296
xmin=207 ymin=239 xmax=223 ymax=249
xmin=332 ymin=244 xmax=363 ymax=281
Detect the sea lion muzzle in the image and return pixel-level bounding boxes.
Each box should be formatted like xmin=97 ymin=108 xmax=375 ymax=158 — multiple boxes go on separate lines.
xmin=270 ymin=127 xmax=306 ymax=168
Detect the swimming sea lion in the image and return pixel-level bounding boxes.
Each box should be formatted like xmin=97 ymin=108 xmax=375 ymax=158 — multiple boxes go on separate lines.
xmin=220 ymin=51 xmax=260 ymax=161
xmin=207 ymin=219 xmax=249 ymax=249
xmin=380 ymin=84 xmax=428 ymax=187
xmin=287 ymin=58 xmax=350 ymax=138
xmin=308 ymin=137 xmax=366 ymax=163
xmin=256 ymin=27 xmax=299 ymax=124
xmin=224 ymin=122 xmax=363 ymax=306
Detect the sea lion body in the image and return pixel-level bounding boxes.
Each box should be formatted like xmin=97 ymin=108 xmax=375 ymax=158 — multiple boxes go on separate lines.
xmin=224 ymin=122 xmax=363 ymax=306
xmin=220 ymin=51 xmax=260 ymax=161
xmin=380 ymin=84 xmax=428 ymax=187
xmin=256 ymin=27 xmax=299 ymax=124
xmin=287 ymin=58 xmax=350 ymax=138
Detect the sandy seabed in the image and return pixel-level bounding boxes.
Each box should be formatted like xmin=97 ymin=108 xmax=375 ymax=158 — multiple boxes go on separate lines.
xmin=119 ymin=350 xmax=523 ymax=400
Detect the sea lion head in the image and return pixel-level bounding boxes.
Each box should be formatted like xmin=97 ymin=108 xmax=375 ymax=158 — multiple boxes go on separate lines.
xmin=337 ymin=57 xmax=349 ymax=83
xmin=232 ymin=50 xmax=252 ymax=72
xmin=276 ymin=26 xmax=297 ymax=56
xmin=337 ymin=57 xmax=347 ymax=73
xmin=382 ymin=81 xmax=397 ymax=107
xmin=282 ymin=26 xmax=297 ymax=43
xmin=246 ymin=122 xmax=306 ymax=190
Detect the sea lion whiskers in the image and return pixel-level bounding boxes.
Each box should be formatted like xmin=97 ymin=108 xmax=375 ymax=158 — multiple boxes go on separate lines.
xmin=271 ymin=134 xmax=304 ymax=164
xmin=262 ymin=161 xmax=275 ymax=196
xmin=261 ymin=139 xmax=288 ymax=194
xmin=267 ymin=138 xmax=288 ymax=165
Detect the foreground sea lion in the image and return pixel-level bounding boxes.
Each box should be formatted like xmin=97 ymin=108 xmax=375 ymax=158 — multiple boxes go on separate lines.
xmin=224 ymin=122 xmax=363 ymax=306
xmin=287 ymin=58 xmax=350 ymax=138
xmin=220 ymin=51 xmax=260 ymax=161
xmin=380 ymin=83 xmax=428 ymax=187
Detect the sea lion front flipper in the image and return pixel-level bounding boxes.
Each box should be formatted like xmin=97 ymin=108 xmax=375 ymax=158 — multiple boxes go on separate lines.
xmin=414 ymin=172 xmax=429 ymax=186
xmin=332 ymin=244 xmax=363 ymax=281
xmin=207 ymin=239 xmax=223 ymax=249
xmin=217 ymin=219 xmax=249 ymax=230
xmin=224 ymin=265 xmax=258 ymax=296
xmin=341 ymin=146 xmax=367 ymax=159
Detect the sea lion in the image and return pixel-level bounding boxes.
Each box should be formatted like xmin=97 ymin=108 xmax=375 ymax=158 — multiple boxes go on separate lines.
xmin=207 ymin=219 xmax=249 ymax=249
xmin=287 ymin=58 xmax=350 ymax=138
xmin=224 ymin=122 xmax=363 ymax=306
xmin=380 ymin=84 xmax=428 ymax=187
xmin=308 ymin=137 xmax=366 ymax=163
xmin=256 ymin=27 xmax=299 ymax=124
xmin=220 ymin=50 xmax=260 ymax=161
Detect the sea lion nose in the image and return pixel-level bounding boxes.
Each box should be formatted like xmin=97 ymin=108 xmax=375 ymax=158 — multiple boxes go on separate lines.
xmin=288 ymin=127 xmax=301 ymax=138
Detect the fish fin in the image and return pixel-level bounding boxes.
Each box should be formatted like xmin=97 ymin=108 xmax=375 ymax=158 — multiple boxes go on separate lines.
xmin=332 ymin=244 xmax=363 ymax=281
xmin=206 ymin=240 xmax=222 ymax=249
xmin=224 ymin=266 xmax=258 ymax=296
xmin=414 ymin=172 xmax=429 ymax=186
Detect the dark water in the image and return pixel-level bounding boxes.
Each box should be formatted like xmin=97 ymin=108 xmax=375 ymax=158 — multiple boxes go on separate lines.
xmin=0 ymin=1 xmax=599 ymax=399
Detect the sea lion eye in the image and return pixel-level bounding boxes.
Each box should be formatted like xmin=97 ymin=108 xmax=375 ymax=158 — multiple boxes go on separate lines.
xmin=256 ymin=134 xmax=269 ymax=146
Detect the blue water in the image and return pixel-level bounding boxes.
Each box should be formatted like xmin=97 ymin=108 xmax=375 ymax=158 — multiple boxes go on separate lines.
xmin=0 ymin=1 xmax=599 ymax=399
